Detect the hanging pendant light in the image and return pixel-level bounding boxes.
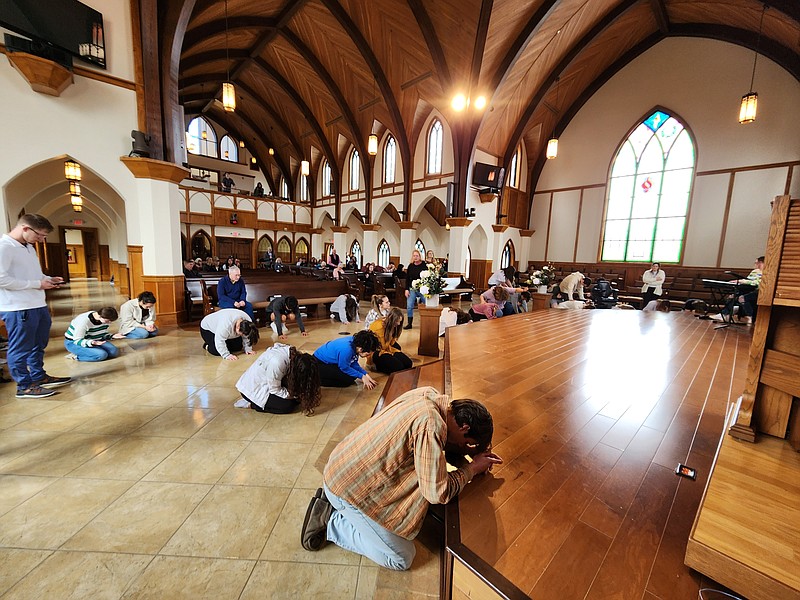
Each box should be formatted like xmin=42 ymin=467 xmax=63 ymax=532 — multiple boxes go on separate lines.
xmin=71 ymin=194 xmax=83 ymax=212
xmin=739 ymin=4 xmax=767 ymax=124
xmin=221 ymin=0 xmax=236 ymax=113
xmin=69 ymin=181 xmax=81 ymax=196
xmin=239 ymin=139 xmax=245 ymax=148
xmin=268 ymin=147 xmax=274 ymax=156
xmin=64 ymin=160 xmax=81 ymax=181
xmin=368 ymin=134 xmax=378 ymax=156
xmin=546 ymin=77 xmax=561 ymax=160
xmin=301 ymin=160 xmax=310 ymax=176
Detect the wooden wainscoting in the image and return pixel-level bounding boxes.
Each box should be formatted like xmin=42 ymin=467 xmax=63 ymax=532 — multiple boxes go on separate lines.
xmin=127 ymin=245 xmax=144 ymax=298
xmin=141 ymin=275 xmax=185 ymax=326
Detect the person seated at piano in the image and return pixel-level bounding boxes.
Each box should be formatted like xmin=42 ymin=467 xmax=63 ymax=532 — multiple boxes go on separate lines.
xmin=710 ymin=256 xmax=764 ymax=324
xmin=641 ymin=262 xmax=666 ymax=309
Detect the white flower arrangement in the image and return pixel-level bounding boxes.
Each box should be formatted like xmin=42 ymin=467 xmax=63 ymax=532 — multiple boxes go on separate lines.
xmin=412 ymin=261 xmax=446 ymax=297
xmin=526 ymin=264 xmax=555 ymax=287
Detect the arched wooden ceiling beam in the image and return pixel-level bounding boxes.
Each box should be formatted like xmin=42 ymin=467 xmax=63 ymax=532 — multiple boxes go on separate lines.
xmin=528 ymin=25 xmax=800 ymax=195
xmin=204 ymin=109 xmax=278 ymax=194
xmin=319 ymin=0 xmax=411 ymax=215
xmin=487 ymin=0 xmax=559 ymax=92
xmin=501 ymin=0 xmax=639 ymax=172
xmin=769 ymin=0 xmax=800 ymax=23
xmin=405 ymin=0 xmax=452 ymax=90
xmin=180 ymin=48 xmax=250 ymax=72
xmin=649 ymin=0 xmax=670 ymax=34
xmin=279 ymin=29 xmax=367 ymax=163
xmin=182 ymin=16 xmax=276 ymax=53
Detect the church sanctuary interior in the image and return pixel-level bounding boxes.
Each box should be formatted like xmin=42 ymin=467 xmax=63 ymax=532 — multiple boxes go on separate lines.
xmin=1 ymin=0 xmax=799 ymax=598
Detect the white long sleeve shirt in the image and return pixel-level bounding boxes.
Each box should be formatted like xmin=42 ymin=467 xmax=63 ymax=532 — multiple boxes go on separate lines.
xmin=200 ymin=308 xmax=253 ymax=358
xmin=236 ymin=343 xmax=292 ymax=409
xmin=0 ymin=234 xmax=47 ymax=311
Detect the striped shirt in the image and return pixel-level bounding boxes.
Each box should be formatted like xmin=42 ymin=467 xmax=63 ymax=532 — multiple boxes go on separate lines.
xmin=65 ymin=312 xmax=112 ymax=347
xmin=323 ymin=386 xmax=471 ymax=539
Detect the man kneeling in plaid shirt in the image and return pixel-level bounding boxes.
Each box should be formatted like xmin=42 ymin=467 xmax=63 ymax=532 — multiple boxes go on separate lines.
xmin=300 ymin=386 xmax=502 ymax=570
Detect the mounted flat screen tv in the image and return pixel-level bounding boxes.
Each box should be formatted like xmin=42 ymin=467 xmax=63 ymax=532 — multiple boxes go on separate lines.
xmin=0 ymin=0 xmax=106 ymax=68
xmin=472 ymin=162 xmax=505 ymax=192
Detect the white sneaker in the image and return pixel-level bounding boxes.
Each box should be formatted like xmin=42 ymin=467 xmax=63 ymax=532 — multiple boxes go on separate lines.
xmin=709 ymin=314 xmax=724 ymax=322
xmin=234 ymin=398 xmax=250 ymax=408
xmin=65 ymin=353 xmax=78 ymax=361
xmin=270 ymin=322 xmax=279 ymax=335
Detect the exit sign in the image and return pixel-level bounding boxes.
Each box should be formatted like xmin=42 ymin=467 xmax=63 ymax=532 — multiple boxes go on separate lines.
xmin=71 ymin=219 xmax=84 ymax=225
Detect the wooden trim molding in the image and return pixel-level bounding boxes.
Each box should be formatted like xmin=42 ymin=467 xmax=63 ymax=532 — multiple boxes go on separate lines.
xmin=520 ymin=229 xmax=536 ymax=237
xmin=491 ymin=224 xmax=509 ymax=233
xmin=446 ymin=217 xmax=473 ymax=228
xmin=6 ymin=52 xmax=73 ymax=96
xmin=120 ymin=157 xmax=189 ymax=183
xmin=398 ymin=221 xmax=419 ymax=230
xmin=141 ymin=275 xmax=186 ymax=326
xmin=361 ymin=224 xmax=381 ymax=231
xmin=479 ymin=192 xmax=499 ymax=204
xmin=330 ymin=226 xmax=350 ymax=233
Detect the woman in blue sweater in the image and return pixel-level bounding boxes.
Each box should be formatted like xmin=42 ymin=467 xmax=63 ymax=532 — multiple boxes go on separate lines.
xmin=313 ymin=330 xmax=379 ymax=389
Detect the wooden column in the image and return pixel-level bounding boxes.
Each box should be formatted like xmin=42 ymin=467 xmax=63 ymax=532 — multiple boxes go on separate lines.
xmin=127 ymin=245 xmax=144 ymax=298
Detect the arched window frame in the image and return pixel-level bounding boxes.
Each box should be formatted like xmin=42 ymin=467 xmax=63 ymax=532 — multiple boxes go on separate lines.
xmin=501 ymin=240 xmax=514 ymax=268
xmin=349 ymin=150 xmax=360 ymax=191
xmin=414 ymin=239 xmax=426 ymax=256
xmin=257 ymin=235 xmax=273 ymax=257
xmin=427 ymin=119 xmax=443 ymax=174
xmin=508 ymin=145 xmax=521 ymax=189
xmin=187 ymin=116 xmax=217 ymax=158
xmin=377 ymin=239 xmax=390 ymax=267
xmin=350 ymin=240 xmax=362 ymax=267
xmin=191 ymin=229 xmax=212 ymax=259
xmin=220 ymin=135 xmax=239 ymax=162
xmin=276 ymin=236 xmax=292 ymax=263
xmin=322 ymin=161 xmax=332 ymax=197
xmin=295 ymin=237 xmax=309 ymax=261
xmin=601 ymin=108 xmax=696 ymax=264
xmin=383 ymin=135 xmax=396 ymax=184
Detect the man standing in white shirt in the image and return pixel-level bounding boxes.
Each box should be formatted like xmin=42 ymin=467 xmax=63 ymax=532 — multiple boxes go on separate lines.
xmin=0 ymin=214 xmax=71 ymax=398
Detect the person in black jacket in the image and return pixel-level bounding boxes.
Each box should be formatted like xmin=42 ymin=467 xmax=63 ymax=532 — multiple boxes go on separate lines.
xmin=265 ymin=295 xmax=308 ymax=340
xmin=404 ymin=250 xmax=426 ymax=329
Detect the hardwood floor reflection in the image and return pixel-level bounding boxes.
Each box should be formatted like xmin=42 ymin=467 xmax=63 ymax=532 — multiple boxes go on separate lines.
xmin=446 ymin=309 xmax=750 ymax=599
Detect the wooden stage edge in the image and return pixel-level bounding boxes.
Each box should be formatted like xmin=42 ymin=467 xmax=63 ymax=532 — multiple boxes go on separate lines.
xmin=686 ymin=407 xmax=800 ymax=600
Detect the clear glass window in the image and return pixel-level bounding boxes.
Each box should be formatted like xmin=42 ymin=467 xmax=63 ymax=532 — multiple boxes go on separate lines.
xmin=350 ymin=150 xmax=360 ymax=190
xmin=378 ymin=240 xmax=390 ymax=267
xmin=220 ymin=135 xmax=238 ymax=162
xmin=427 ymin=120 xmax=443 ymax=174
xmin=187 ymin=117 xmax=217 ymax=157
xmin=384 ymin=136 xmax=396 ymax=184
xmin=322 ymin=161 xmax=332 ymax=197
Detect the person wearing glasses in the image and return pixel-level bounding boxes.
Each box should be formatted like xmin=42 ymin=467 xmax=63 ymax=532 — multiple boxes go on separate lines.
xmin=0 ymin=214 xmax=72 ymax=398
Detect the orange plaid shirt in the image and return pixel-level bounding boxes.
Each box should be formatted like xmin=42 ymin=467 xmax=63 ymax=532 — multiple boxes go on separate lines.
xmin=323 ymin=386 xmax=471 ymax=539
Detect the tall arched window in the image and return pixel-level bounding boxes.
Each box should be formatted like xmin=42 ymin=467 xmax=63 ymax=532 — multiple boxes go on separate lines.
xmin=414 ymin=239 xmax=425 ymax=256
xmin=377 ymin=239 xmax=390 ymax=267
xmin=257 ymin=235 xmax=273 ymax=259
xmin=187 ymin=117 xmax=217 ymax=157
xmin=602 ymin=109 xmax=695 ymax=263
xmin=322 ymin=161 xmax=332 ymax=197
xmin=350 ymin=240 xmax=362 ymax=267
xmin=295 ymin=238 xmax=309 ymax=261
xmin=427 ymin=120 xmax=443 ymax=174
xmin=465 ymin=246 xmax=471 ymax=279
xmin=501 ymin=240 xmax=514 ymax=268
xmin=276 ymin=236 xmax=292 ymax=263
xmin=299 ymin=174 xmax=308 ymax=202
xmin=191 ymin=230 xmax=212 ymax=259
xmin=281 ymin=178 xmax=289 ymax=200
xmin=220 ymin=135 xmax=238 ymax=162
xmin=350 ymin=150 xmax=360 ymax=190
xmin=383 ymin=135 xmax=396 ymax=184
xmin=508 ymin=145 xmax=521 ymax=189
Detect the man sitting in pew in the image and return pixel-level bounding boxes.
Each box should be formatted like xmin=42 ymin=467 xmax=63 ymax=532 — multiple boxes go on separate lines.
xmin=217 ymin=266 xmax=254 ymax=320
xmin=300 ymin=386 xmax=502 ymax=570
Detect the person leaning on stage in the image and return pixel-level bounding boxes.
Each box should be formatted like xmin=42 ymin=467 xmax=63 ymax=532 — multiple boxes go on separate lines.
xmin=217 ymin=266 xmax=254 ymax=320
xmin=64 ymin=307 xmax=125 ymax=362
xmin=0 ymin=213 xmax=71 ymax=398
xmin=265 ymin=295 xmax=308 ymax=339
xmin=313 ymin=329 xmax=379 ymax=389
xmin=235 ymin=342 xmax=321 ymax=415
xmin=557 ymin=271 xmax=590 ymax=302
xmin=641 ymin=262 xmax=666 ymax=309
xmin=118 ymin=291 xmax=158 ymax=339
xmin=368 ymin=307 xmax=412 ymax=374
xmin=300 ymin=386 xmax=502 ymax=570
xmin=200 ymin=308 xmax=258 ymax=360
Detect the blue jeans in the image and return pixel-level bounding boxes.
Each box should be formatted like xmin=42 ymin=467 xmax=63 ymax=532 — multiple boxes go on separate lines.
xmin=124 ymin=327 xmax=158 ymax=339
xmin=406 ymin=290 xmax=426 ymax=319
xmin=324 ymin=484 xmax=415 ymax=571
xmin=64 ymin=339 xmax=119 ymax=362
xmin=2 ymin=307 xmax=51 ymax=390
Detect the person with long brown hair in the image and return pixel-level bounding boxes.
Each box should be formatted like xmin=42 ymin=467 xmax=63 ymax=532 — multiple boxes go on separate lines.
xmin=235 ymin=343 xmax=321 ymax=415
xmin=364 ymin=294 xmax=390 ymax=330
xmin=368 ymin=307 xmax=413 ymax=374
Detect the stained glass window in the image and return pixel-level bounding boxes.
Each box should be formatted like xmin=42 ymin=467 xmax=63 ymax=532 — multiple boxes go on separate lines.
xmin=378 ymin=240 xmax=390 ymax=267
xmin=601 ymin=110 xmax=694 ymax=263
xmin=427 ymin=120 xmax=443 ymax=174
xmin=384 ymin=136 xmax=396 ymax=184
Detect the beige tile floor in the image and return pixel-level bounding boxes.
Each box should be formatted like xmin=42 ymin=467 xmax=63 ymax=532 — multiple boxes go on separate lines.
xmin=0 ymin=280 xmax=442 ymax=599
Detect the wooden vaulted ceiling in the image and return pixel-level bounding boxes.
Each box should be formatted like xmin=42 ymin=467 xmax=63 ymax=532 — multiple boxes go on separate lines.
xmin=174 ymin=0 xmax=800 ymax=197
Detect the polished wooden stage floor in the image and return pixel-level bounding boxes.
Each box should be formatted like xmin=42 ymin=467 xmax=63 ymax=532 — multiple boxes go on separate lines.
xmin=443 ymin=308 xmax=751 ymax=599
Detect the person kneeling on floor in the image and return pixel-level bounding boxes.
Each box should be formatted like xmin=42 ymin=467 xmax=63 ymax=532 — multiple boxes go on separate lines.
xmin=64 ymin=307 xmax=125 ymax=361
xmin=312 ymin=329 xmax=379 ymax=389
xmin=300 ymin=386 xmax=502 ymax=570
xmin=369 ymin=307 xmax=412 ymax=374
xmin=118 ymin=291 xmax=158 ymax=339
xmin=235 ymin=343 xmax=321 ymax=415
xmin=200 ymin=308 xmax=258 ymax=361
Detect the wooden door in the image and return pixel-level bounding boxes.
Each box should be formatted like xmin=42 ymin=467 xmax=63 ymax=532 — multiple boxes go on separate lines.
xmin=82 ymin=229 xmax=100 ymax=278
xmin=216 ymin=237 xmax=253 ymax=268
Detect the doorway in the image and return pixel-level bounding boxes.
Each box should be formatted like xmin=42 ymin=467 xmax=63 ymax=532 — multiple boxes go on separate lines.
xmin=59 ymin=226 xmax=101 ymax=281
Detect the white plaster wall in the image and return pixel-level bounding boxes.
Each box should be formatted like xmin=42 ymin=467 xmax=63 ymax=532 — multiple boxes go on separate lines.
xmin=533 ymin=37 xmax=800 ymax=266
xmin=682 ymin=173 xmax=729 ymax=267
xmin=576 ymin=187 xmax=605 ymax=262
xmin=548 ymin=190 xmax=581 ymax=262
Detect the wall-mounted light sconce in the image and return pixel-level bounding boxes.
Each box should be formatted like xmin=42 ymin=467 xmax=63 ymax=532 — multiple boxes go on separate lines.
xmin=64 ymin=160 xmax=81 ymax=181
xmin=464 ymin=208 xmax=476 ymax=218
xmin=301 ymin=160 xmax=310 ymax=176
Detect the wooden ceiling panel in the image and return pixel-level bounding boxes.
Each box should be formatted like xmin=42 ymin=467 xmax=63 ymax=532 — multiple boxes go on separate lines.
xmin=188 ymin=0 xmax=285 ymax=29
xmin=424 ymin=0 xmax=484 ymax=91
xmin=180 ymin=30 xmax=263 ymax=63
xmin=478 ymin=0 xmax=621 ymax=156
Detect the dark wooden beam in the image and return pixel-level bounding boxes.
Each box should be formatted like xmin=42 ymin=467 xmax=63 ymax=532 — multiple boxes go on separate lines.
xmin=180 ymin=48 xmax=250 ymax=72
xmin=182 ymin=17 xmax=276 ymax=54
xmin=138 ymin=0 xmax=164 ymax=160
xmin=649 ymin=0 xmax=670 ymax=34
xmin=405 ymin=0 xmax=452 ymax=91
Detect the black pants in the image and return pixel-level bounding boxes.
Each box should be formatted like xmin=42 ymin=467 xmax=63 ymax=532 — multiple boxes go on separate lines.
xmin=241 ymin=392 xmax=297 ymax=414
xmin=200 ymin=327 xmax=243 ymax=356
xmin=373 ymin=351 xmax=412 ymax=374
xmin=469 ymin=308 xmax=486 ymax=322
xmin=314 ymin=357 xmax=357 ymax=387
xmin=641 ymin=287 xmax=659 ymax=309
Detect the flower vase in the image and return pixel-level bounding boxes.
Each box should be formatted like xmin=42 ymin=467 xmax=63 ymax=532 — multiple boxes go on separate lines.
xmin=537 ymin=285 xmax=548 ymax=294
xmin=426 ymin=294 xmax=440 ymax=308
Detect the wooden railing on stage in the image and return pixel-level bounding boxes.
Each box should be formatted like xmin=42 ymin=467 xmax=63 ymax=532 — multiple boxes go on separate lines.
xmin=729 ymin=194 xmax=800 ymax=446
